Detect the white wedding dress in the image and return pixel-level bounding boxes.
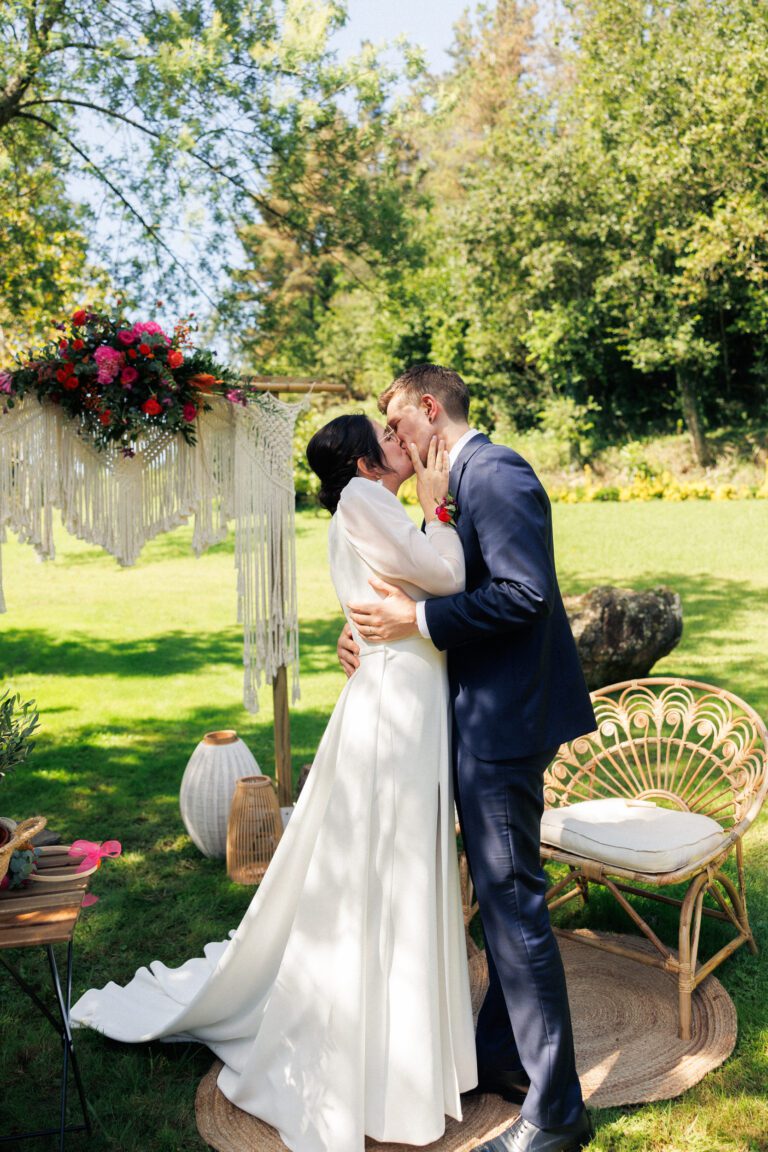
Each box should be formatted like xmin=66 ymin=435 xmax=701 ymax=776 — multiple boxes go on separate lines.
xmin=71 ymin=477 xmax=477 ymax=1152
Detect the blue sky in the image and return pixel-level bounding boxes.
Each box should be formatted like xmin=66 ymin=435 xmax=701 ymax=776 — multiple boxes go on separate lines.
xmin=332 ymin=1 xmax=477 ymax=71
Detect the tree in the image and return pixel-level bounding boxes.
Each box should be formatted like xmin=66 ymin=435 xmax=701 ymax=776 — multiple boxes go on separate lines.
xmin=0 ymin=131 xmax=103 ymax=354
xmin=426 ymin=0 xmax=768 ymax=457
xmin=0 ymin=0 xmax=410 ymax=324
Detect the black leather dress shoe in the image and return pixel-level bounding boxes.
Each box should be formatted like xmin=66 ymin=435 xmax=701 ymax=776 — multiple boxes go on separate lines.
xmin=464 ymin=1067 xmax=530 ymax=1105
xmin=473 ymin=1106 xmax=593 ymax=1152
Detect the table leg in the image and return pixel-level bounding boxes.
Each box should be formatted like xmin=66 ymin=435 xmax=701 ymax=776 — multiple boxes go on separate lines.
xmin=46 ymin=943 xmax=92 ymax=1146
xmin=0 ymin=943 xmax=91 ymax=1146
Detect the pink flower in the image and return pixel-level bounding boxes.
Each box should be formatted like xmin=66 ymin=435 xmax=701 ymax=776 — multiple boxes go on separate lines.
xmin=131 ymin=321 xmax=170 ymax=344
xmin=225 ymin=388 xmax=247 ymax=406
xmin=93 ymin=345 xmax=123 ymax=384
xmin=0 ymin=371 xmax=13 ymax=395
xmin=120 ymin=366 xmax=139 ymax=387
xmin=117 ymin=330 xmax=135 ymax=345
xmin=182 ymin=402 xmax=197 ymax=422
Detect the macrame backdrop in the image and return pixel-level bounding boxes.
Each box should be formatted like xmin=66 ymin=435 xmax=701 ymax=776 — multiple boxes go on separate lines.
xmin=0 ymin=394 xmax=308 ymax=713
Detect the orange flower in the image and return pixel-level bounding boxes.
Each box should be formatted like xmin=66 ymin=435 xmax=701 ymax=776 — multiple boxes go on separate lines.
xmin=188 ymin=373 xmax=222 ymax=394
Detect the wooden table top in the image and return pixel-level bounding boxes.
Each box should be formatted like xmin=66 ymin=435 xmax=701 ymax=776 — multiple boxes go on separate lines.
xmin=0 ymin=845 xmax=93 ymax=950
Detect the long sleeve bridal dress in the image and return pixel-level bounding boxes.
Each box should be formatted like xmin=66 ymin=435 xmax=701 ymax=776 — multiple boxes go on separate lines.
xmin=71 ymin=477 xmax=477 ymax=1152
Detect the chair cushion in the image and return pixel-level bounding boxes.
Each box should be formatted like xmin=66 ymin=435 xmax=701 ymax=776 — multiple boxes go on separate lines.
xmin=541 ymin=797 xmax=729 ymax=874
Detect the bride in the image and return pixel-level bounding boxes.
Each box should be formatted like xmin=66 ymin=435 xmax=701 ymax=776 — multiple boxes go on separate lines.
xmin=71 ymin=414 xmax=477 ymax=1152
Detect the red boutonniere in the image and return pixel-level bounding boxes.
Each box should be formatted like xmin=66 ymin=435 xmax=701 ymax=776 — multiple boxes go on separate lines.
xmin=435 ymin=494 xmax=458 ymax=527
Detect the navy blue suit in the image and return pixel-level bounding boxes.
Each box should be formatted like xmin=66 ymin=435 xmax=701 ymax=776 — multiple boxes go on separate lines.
xmin=424 ymin=434 xmax=596 ymax=1128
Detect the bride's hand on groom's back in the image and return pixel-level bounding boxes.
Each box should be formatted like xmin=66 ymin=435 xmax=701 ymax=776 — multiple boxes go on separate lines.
xmin=337 ymin=622 xmax=360 ymax=678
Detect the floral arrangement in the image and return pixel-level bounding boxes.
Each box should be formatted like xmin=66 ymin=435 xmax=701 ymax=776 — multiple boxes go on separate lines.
xmin=435 ymin=494 xmax=459 ymax=526
xmin=0 ymin=307 xmax=248 ymax=452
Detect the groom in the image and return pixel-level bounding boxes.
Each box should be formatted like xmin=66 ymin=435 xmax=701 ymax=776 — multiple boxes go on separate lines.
xmin=341 ymin=364 xmax=596 ymax=1152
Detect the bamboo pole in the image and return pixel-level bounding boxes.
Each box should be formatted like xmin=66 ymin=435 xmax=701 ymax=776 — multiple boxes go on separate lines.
xmin=272 ymin=665 xmax=293 ymax=808
xmin=241 ymin=377 xmax=346 ymax=394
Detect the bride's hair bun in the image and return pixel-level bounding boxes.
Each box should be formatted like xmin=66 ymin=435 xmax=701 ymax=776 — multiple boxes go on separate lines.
xmin=306 ymin=414 xmax=390 ymax=514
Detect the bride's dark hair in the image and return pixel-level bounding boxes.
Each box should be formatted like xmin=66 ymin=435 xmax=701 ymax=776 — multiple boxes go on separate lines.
xmin=306 ymin=414 xmax=391 ymax=514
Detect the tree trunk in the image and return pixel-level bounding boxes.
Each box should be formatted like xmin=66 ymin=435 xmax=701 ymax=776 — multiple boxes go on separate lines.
xmin=676 ymin=365 xmax=713 ymax=468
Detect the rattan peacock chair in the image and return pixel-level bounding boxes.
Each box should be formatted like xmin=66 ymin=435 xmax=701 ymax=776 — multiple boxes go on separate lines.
xmin=541 ymin=677 xmax=768 ymax=1040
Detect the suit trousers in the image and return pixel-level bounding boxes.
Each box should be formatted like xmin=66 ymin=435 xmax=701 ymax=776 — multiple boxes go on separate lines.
xmin=453 ymin=727 xmax=583 ymax=1128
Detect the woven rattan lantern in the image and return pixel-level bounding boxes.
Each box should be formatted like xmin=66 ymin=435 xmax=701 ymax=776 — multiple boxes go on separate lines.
xmin=227 ymin=776 xmax=284 ymax=884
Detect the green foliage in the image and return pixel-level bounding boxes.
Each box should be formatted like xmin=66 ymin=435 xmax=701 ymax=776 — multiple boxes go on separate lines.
xmin=3 ymin=844 xmax=40 ymax=888
xmin=0 ymin=0 xmax=412 ymax=323
xmin=4 ymin=0 xmax=768 ymax=459
xmin=537 ymin=395 xmax=602 ymax=467
xmin=0 ymin=688 xmax=39 ymax=780
xmin=227 ymin=0 xmax=768 ymax=465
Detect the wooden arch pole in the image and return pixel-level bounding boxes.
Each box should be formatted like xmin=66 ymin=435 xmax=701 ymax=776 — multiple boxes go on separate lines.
xmin=246 ymin=377 xmax=346 ymax=808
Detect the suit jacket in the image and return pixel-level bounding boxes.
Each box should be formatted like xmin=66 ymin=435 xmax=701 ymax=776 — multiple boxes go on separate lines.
xmin=424 ymin=434 xmax=596 ymax=761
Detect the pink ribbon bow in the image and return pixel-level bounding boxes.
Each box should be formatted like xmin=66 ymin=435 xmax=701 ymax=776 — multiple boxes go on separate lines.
xmin=68 ymin=839 xmax=122 ymax=873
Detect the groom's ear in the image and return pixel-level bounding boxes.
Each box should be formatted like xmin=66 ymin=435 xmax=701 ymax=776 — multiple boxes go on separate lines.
xmin=421 ymin=394 xmax=440 ymax=423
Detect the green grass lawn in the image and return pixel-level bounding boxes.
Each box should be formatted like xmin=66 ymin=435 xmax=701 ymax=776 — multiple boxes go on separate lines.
xmin=0 ymin=502 xmax=766 ymax=1151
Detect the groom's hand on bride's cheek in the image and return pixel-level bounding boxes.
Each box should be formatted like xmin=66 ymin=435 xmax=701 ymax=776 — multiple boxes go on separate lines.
xmin=337 ymin=623 xmax=360 ymax=678
xmin=348 ymin=578 xmax=418 ymax=642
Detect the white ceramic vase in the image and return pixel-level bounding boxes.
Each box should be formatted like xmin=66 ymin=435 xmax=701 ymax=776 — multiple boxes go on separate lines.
xmin=180 ymin=730 xmax=261 ymax=858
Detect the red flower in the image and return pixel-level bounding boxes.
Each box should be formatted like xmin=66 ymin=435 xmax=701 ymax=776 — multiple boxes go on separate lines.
xmin=58 ymin=339 xmax=69 ymax=352
xmin=63 ymin=376 xmax=80 ymax=391
xmin=167 ymin=349 xmax=184 ymax=370
xmin=72 ymin=309 xmax=88 ymax=326
xmin=72 ymin=338 xmax=85 ymax=351
xmin=127 ymin=348 xmax=138 ymax=359
xmin=182 ymin=402 xmax=197 ymax=422
xmin=56 ymin=367 xmax=73 ymax=384
xmin=436 ymin=505 xmax=452 ymax=523
xmin=142 ymin=397 xmax=162 ymax=415
xmin=120 ymin=366 xmax=139 ymax=387
xmin=138 ymin=343 xmax=151 ymax=356
xmin=99 ymin=410 xmax=112 ymax=426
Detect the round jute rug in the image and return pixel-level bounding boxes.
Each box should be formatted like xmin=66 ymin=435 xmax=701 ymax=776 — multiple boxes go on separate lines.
xmin=195 ymin=930 xmax=737 ymax=1151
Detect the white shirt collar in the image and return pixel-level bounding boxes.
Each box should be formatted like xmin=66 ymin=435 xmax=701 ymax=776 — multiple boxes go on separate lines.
xmin=449 ymin=428 xmax=482 ymax=468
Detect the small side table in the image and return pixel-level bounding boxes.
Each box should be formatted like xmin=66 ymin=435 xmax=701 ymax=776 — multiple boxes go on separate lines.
xmin=0 ymin=844 xmax=94 ymax=1149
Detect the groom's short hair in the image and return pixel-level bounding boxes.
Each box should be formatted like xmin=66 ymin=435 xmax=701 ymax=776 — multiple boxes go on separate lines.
xmin=379 ymin=364 xmax=470 ymax=421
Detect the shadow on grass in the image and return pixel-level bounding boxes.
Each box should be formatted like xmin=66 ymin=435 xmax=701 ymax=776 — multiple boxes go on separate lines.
xmin=1 ymin=707 xmax=333 ymax=835
xmin=0 ymin=613 xmax=343 ymax=680
xmin=1 ymin=627 xmax=243 ymax=678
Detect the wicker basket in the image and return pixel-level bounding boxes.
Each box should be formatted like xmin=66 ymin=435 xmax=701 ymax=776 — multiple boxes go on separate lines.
xmin=226 ymin=777 xmax=283 ymax=884
xmin=0 ymin=815 xmax=46 ymax=885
